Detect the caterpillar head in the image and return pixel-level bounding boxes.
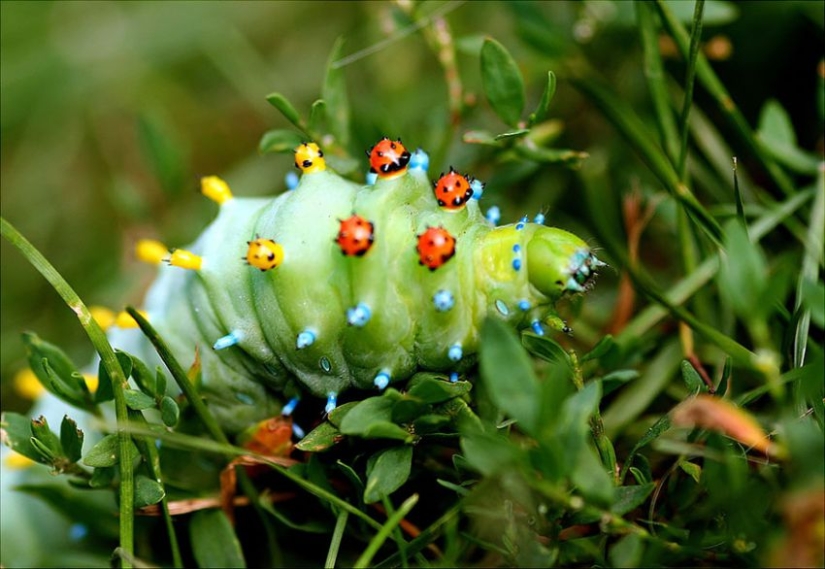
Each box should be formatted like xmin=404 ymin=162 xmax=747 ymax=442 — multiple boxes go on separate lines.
xmin=294 ymin=142 xmax=326 ymax=174
xmin=527 ymin=227 xmax=604 ymax=300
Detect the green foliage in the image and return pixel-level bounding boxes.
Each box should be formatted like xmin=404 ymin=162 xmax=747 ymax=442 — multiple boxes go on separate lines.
xmin=2 ymin=1 xmax=824 ymax=568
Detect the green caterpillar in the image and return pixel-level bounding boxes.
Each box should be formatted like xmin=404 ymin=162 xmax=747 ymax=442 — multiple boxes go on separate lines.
xmin=113 ymin=138 xmax=602 ymax=432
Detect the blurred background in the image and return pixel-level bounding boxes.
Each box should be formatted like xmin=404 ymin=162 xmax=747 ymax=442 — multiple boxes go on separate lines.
xmin=2 ymin=0 xmax=822 ymax=413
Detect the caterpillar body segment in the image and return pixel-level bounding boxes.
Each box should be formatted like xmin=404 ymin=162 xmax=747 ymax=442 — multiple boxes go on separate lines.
xmin=124 ymin=140 xmax=601 ymax=426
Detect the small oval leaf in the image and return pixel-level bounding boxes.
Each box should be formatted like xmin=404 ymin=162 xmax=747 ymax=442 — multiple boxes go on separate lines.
xmin=480 ymin=38 xmax=526 ymax=127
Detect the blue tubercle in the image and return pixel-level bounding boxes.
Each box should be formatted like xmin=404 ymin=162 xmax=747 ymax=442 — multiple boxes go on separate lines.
xmin=531 ymin=320 xmax=544 ymax=336
xmin=486 ymin=206 xmax=501 ymax=225
xmin=470 ymin=178 xmax=484 ymax=200
xmin=69 ymin=523 xmax=89 ymax=542
xmin=281 ymin=396 xmax=300 ymax=416
xmin=449 ymin=372 xmax=459 ymax=383
xmin=409 ymin=148 xmax=430 ymax=171
xmin=518 ymin=299 xmax=531 ymax=311
xmin=285 ymin=171 xmax=299 ymax=190
xmin=516 ymin=215 xmax=527 ymax=230
xmin=213 ymin=330 xmax=243 ymax=351
xmin=296 ymin=329 xmax=316 ymax=349
xmin=448 ymin=343 xmax=463 ymax=362
xmin=374 ymin=369 xmax=391 ymax=390
xmin=292 ymin=423 xmax=306 ymax=439
xmin=534 ymin=212 xmax=545 ymax=225
xmin=512 ymin=258 xmax=522 ymax=271
xmin=325 ymin=392 xmax=338 ymax=414
xmin=433 ymin=289 xmax=455 ymax=312
xmin=347 ymin=303 xmax=372 ymax=326
xmin=366 ymin=171 xmax=378 ymax=185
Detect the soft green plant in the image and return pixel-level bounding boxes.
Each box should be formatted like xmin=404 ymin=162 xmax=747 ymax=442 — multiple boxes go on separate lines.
xmin=2 ymin=2 xmax=823 ymax=568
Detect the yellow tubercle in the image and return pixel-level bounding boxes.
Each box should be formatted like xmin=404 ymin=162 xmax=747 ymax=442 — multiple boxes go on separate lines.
xmin=136 ymin=239 xmax=169 ymax=265
xmin=201 ymin=176 xmax=233 ymax=205
xmin=89 ymin=305 xmax=117 ymax=330
xmin=245 ymin=238 xmax=284 ymax=271
xmin=168 ymin=249 xmax=203 ymax=271
xmin=115 ymin=309 xmax=148 ymax=329
xmin=13 ymin=368 xmax=45 ymax=400
xmin=4 ymin=452 xmax=36 ymax=470
xmin=294 ymin=142 xmax=326 ymax=174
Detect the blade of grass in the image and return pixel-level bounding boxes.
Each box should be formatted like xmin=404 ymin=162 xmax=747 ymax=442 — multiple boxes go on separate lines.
xmin=1 ymin=216 xmax=135 ymax=568
xmin=570 ymin=74 xmax=723 ymax=245
xmin=614 ymin=188 xmax=814 ymax=344
xmin=636 ymin=0 xmax=680 ymax=164
xmin=126 ymin=307 xmax=230 ymax=446
xmin=676 ymin=0 xmax=705 ymax=181
xmin=654 ymin=0 xmax=796 ymax=197
xmin=793 ymin=165 xmax=825 ymax=368
xmin=325 ymin=510 xmax=349 ymax=569
xmin=374 ymin=501 xmax=461 ymax=568
xmin=354 ymin=494 xmax=419 ymax=568
xmin=125 ymin=307 xmax=281 ymax=564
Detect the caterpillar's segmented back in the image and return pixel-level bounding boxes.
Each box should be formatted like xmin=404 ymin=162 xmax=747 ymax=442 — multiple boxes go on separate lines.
xmin=116 ymin=138 xmax=602 ymax=430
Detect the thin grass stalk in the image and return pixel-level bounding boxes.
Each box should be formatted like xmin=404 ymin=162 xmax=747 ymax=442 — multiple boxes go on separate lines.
xmin=354 ymin=494 xmax=419 ymax=568
xmin=636 ymin=0 xmax=680 ymax=164
xmin=0 ymin=216 xmax=135 ymax=568
xmin=654 ymin=0 xmax=796 ymax=197
xmin=614 ymin=188 xmax=814 ymax=345
xmin=325 ymin=510 xmax=349 ymax=569
xmin=676 ymin=0 xmax=705 ymax=181
xmin=570 ymin=74 xmax=723 ymax=245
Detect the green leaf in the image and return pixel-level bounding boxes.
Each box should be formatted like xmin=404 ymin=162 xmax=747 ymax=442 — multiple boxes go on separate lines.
xmin=22 ymin=332 xmax=89 ymax=409
xmin=155 ymin=366 xmax=167 ymax=396
xmin=90 ymin=465 xmax=116 ymax=488
xmin=463 ymin=130 xmax=504 ymax=147
xmin=529 ymin=71 xmax=556 ymax=126
xmin=581 ymin=334 xmax=616 ymax=363
xmin=295 ymin=421 xmax=341 ymax=452
xmin=134 ymin=474 xmax=165 ymax=508
xmin=30 ymin=416 xmax=63 ymax=461
xmin=678 ymin=459 xmax=702 ymax=483
xmin=608 ymin=533 xmax=645 ymax=568
xmin=259 ymin=129 xmax=304 ymax=154
xmin=612 ymin=483 xmax=655 ymax=516
xmin=412 ymin=414 xmax=452 ymax=435
xmin=494 ymin=129 xmax=530 ymax=141
xmin=15 ymin=482 xmax=119 ymax=539
xmin=757 ymin=99 xmax=820 ymax=174
xmin=95 ymin=350 xmax=132 ymax=404
xmin=339 ymin=397 xmax=412 ymax=441
xmin=308 ymin=99 xmax=326 ymax=134
xmin=480 ymin=37 xmax=526 ymax=127
xmin=59 ymin=415 xmax=83 ymax=463
xmin=1 ymin=412 xmax=45 ymax=463
xmin=322 ymin=36 xmax=351 ymax=146
xmin=82 ymin=433 xmax=139 ymax=468
xmin=801 ymin=278 xmax=825 ymax=328
xmin=364 ymin=445 xmax=413 ymax=504
xmin=82 ymin=434 xmax=119 ymax=468
xmin=129 ymin=354 xmax=157 ymax=397
xmin=327 ymin=401 xmax=359 ymax=428
xmin=480 ymin=317 xmax=540 ymax=436
xmin=459 ymin=430 xmax=522 ymax=476
xmin=124 ymin=389 xmax=156 ymax=411
xmin=407 ymin=374 xmax=471 ymax=404
xmin=265 ymin=92 xmax=304 ymax=131
xmin=680 ymin=360 xmax=706 ymax=394
xmin=160 ymin=396 xmax=180 ymax=428
xmin=719 ymin=220 xmax=769 ymax=321
xmin=522 ymin=332 xmax=572 ymax=368
xmin=136 ymin=112 xmax=187 ymax=196
xmin=514 ymin=144 xmax=589 ymax=166
xmin=190 ymin=510 xmax=246 ymax=569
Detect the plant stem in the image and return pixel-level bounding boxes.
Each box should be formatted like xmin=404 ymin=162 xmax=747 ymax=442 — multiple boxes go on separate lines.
xmin=676 ymin=0 xmax=705 ymax=181
xmin=1 ymin=216 xmax=135 ymax=568
xmin=325 ymin=510 xmax=349 ymax=569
